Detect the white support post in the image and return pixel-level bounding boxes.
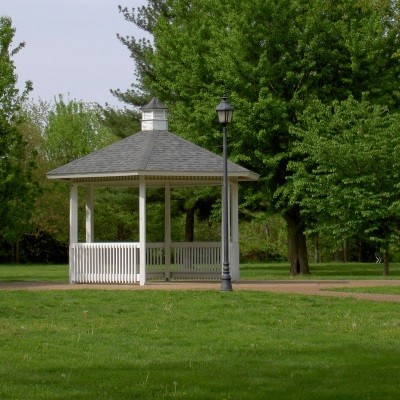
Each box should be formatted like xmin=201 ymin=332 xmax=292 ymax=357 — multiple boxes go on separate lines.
xmin=230 ymin=181 xmax=240 ymax=282
xmin=85 ymin=185 xmax=94 ymax=243
xmin=69 ymin=184 xmax=78 ymax=284
xmin=164 ymin=183 xmax=171 ymax=281
xmin=139 ymin=178 xmax=146 ymax=286
xmin=70 ymin=184 xmax=78 ymax=244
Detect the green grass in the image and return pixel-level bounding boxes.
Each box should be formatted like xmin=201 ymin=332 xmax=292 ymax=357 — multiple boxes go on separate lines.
xmin=325 ymin=286 xmax=400 ymax=295
xmin=1 ymin=290 xmax=400 ymax=399
xmin=1 ymin=262 xmax=399 ymax=285
xmin=240 ymin=262 xmax=400 ymax=280
xmin=0 ymin=264 xmax=68 ymax=282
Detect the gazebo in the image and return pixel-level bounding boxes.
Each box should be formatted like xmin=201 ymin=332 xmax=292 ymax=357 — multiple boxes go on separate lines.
xmin=47 ymin=98 xmax=259 ymax=285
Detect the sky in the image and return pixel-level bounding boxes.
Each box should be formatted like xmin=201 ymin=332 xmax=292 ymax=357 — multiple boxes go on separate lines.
xmin=2 ymin=0 xmax=148 ymax=108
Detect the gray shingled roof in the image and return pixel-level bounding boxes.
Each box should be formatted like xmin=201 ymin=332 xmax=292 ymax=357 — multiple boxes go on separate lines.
xmin=46 ymin=130 xmax=259 ymax=181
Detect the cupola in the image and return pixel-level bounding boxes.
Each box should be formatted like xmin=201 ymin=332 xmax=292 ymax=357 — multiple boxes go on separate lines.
xmin=141 ymin=97 xmax=168 ymax=131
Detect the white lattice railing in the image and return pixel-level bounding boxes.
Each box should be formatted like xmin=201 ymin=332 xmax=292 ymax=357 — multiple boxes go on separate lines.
xmin=171 ymin=242 xmax=221 ymax=279
xmin=146 ymin=243 xmax=166 ymax=279
xmin=70 ymin=242 xmax=222 ymax=283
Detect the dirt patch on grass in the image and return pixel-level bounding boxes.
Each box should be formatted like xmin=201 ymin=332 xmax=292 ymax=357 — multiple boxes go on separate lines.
xmin=1 ymin=279 xmax=400 ymax=302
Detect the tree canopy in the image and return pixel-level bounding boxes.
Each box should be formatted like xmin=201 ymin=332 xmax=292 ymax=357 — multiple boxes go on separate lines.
xmin=27 ymin=97 xmax=117 ymax=245
xmin=44 ymin=95 xmax=116 ymax=167
xmin=117 ymin=0 xmax=400 ymax=273
xmin=288 ymin=97 xmax=400 ymax=274
xmin=0 ymin=16 xmax=37 ymax=252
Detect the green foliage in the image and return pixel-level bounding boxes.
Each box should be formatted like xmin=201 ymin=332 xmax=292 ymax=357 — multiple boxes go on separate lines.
xmin=20 ymin=98 xmax=119 ymax=248
xmin=118 ymin=0 xmax=400 ymax=271
xmin=100 ymin=105 xmax=141 ymax=139
xmin=93 ymin=187 xmax=139 ymax=242
xmin=19 ymin=232 xmax=68 ymax=264
xmin=288 ymin=97 xmax=400 ymax=253
xmin=239 ymin=213 xmax=287 ymax=262
xmin=0 ymin=17 xmax=37 ymax=246
xmin=119 ymin=0 xmax=400 ymax=193
xmin=44 ymin=95 xmax=116 ymax=167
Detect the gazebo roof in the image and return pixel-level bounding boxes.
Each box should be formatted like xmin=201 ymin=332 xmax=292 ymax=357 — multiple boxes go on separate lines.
xmin=47 ymin=129 xmax=259 ymax=185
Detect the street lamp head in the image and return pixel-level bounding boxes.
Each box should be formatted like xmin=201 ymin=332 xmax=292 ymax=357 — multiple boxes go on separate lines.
xmin=215 ymin=95 xmax=234 ymax=126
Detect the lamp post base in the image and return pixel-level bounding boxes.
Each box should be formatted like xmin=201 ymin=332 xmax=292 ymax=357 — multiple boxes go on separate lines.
xmin=221 ymin=268 xmax=233 ymax=291
xmin=221 ymin=277 xmax=233 ymax=291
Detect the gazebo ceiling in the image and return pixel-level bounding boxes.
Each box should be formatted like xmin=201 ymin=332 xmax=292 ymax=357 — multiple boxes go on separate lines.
xmin=47 ymin=129 xmax=259 ymax=186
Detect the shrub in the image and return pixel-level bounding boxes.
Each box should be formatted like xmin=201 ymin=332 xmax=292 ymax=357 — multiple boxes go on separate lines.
xmin=19 ymin=231 xmax=68 ymax=264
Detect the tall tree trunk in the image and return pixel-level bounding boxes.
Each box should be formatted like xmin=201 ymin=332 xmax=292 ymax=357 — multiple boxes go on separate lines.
xmin=185 ymin=207 xmax=195 ymax=242
xmin=383 ymin=251 xmax=390 ymax=276
xmin=284 ymin=211 xmax=309 ymax=275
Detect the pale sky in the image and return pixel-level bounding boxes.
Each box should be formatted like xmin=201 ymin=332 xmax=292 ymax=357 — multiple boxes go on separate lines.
xmin=2 ymin=0 xmax=148 ymax=108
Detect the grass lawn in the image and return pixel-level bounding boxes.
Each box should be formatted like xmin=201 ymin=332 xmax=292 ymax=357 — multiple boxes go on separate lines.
xmin=1 ymin=289 xmax=400 ymax=399
xmin=325 ymin=286 xmax=400 ymax=295
xmin=1 ymin=262 xmax=399 ymax=284
xmin=0 ymin=264 xmax=68 ymax=282
xmin=241 ymin=262 xmax=400 ymax=280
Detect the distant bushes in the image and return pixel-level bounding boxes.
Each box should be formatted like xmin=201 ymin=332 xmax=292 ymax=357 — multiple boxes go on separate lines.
xmin=20 ymin=231 xmax=68 ymax=263
xmin=239 ymin=214 xmax=288 ymax=262
xmin=2 ymin=212 xmax=398 ymax=265
xmin=0 ymin=231 xmax=68 ymax=264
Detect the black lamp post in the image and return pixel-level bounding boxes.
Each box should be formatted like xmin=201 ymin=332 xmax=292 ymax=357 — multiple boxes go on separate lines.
xmin=216 ymin=95 xmax=234 ymax=292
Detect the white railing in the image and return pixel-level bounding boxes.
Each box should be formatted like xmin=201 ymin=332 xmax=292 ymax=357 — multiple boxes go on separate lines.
xmin=70 ymin=242 xmax=222 ymax=283
xmin=70 ymin=243 xmax=139 ymax=283
xmin=146 ymin=243 xmax=166 ymax=279
xmin=171 ymin=242 xmax=221 ymax=279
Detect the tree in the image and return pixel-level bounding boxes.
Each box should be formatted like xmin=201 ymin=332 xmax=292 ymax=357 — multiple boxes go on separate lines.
xmin=117 ymin=0 xmax=400 ymax=274
xmin=101 ymin=106 xmax=141 ymax=139
xmin=0 ymin=16 xmax=37 ymax=261
xmin=22 ymin=97 xmax=118 ymax=246
xmin=44 ymin=95 xmax=116 ymax=166
xmin=288 ymin=97 xmax=400 ymax=275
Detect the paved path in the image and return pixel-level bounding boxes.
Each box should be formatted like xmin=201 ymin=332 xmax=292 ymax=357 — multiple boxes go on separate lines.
xmin=1 ymin=280 xmax=400 ymax=302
